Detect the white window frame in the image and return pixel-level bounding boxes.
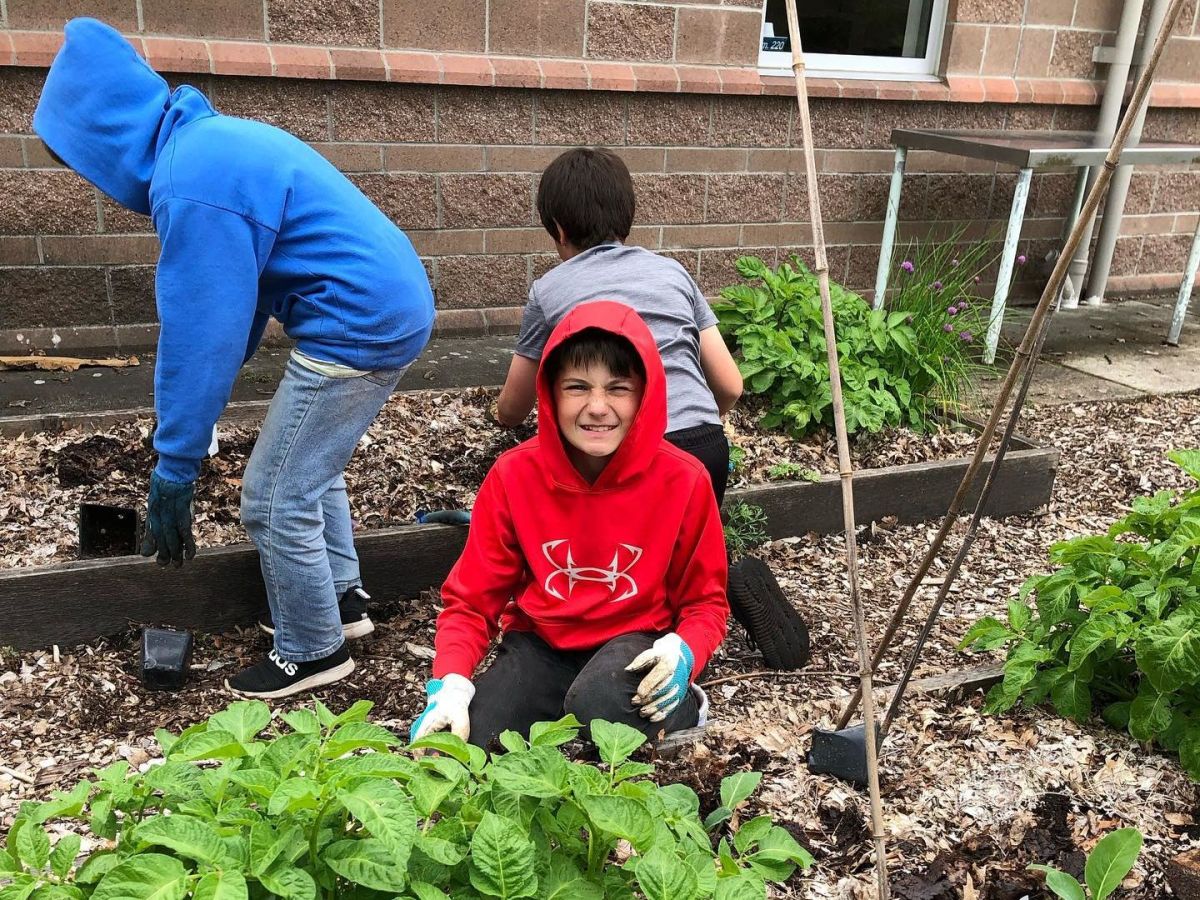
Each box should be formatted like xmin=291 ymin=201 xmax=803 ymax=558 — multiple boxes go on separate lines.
xmin=757 ymin=0 xmax=949 ymax=81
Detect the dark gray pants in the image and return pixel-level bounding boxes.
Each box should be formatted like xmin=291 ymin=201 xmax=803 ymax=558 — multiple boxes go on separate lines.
xmin=468 ymin=630 xmax=700 ymax=750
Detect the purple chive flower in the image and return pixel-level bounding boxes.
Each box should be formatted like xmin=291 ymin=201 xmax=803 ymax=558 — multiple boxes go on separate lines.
xmin=960 ymin=331 xmax=974 ymax=342
xmin=1017 ymin=254 xmax=1027 ymax=265
xmin=951 ymin=258 xmax=960 ymax=267
xmin=933 ymin=280 xmax=943 ymax=292
xmin=900 ymin=260 xmax=915 ymax=273
xmin=947 ymin=306 xmax=959 ymax=316
xmin=943 ymin=323 xmax=954 ymax=333
xmin=958 ymin=300 xmax=969 ymax=311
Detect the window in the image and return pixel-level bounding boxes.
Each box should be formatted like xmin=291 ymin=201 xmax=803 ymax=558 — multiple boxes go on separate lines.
xmin=758 ymin=0 xmax=948 ymax=81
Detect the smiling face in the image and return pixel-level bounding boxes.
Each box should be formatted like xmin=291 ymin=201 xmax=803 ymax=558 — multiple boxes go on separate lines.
xmin=554 ymin=360 xmax=645 ymax=481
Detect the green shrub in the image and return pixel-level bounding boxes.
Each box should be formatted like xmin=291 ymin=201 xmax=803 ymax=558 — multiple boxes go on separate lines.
xmin=961 ymin=450 xmax=1200 ymax=781
xmin=1030 ymin=827 xmax=1143 ymax=900
xmin=724 ymin=502 xmax=769 ymax=559
xmin=714 ymin=244 xmax=991 ymax=437
xmin=1 ymin=700 xmax=811 ymax=899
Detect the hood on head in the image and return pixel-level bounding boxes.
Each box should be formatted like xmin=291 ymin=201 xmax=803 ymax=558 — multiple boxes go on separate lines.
xmin=535 ymin=300 xmax=667 ymax=491
xmin=33 ymin=17 xmax=215 ymax=214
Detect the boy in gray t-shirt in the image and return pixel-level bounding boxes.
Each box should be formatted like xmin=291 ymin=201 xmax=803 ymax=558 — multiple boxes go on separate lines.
xmin=495 ymin=147 xmax=744 ymax=503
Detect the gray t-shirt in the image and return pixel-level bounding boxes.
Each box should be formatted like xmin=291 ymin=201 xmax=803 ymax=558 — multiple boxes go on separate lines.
xmin=515 ymin=243 xmax=721 ymax=432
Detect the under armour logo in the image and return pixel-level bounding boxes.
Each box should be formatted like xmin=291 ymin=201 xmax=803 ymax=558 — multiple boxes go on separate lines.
xmin=268 ymin=649 xmax=298 ymax=677
xmin=541 ymin=540 xmax=643 ymax=602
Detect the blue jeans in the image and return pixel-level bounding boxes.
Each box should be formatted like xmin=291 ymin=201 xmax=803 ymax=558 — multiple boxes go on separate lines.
xmin=241 ymin=358 xmax=407 ymax=661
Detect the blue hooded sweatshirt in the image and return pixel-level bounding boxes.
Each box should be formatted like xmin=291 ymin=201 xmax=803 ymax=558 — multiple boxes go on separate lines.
xmin=33 ymin=19 xmax=435 ymax=482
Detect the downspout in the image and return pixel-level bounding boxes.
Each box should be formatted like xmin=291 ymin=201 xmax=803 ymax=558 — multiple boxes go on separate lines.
xmin=1085 ymin=0 xmax=1174 ymax=305
xmin=1058 ymin=0 xmax=1146 ymax=308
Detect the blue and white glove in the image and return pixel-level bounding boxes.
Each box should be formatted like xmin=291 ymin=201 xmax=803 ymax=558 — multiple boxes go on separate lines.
xmin=626 ymin=634 xmax=695 ymax=722
xmin=410 ymin=674 xmax=475 ymax=742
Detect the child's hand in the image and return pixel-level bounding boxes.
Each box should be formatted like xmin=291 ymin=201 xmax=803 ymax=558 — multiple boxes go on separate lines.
xmin=626 ymin=634 xmax=694 ymax=722
xmin=410 ymin=673 xmax=475 ymax=743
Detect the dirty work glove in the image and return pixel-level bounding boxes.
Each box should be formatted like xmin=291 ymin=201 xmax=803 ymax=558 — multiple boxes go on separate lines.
xmin=410 ymin=674 xmax=475 ymax=742
xmin=140 ymin=472 xmax=197 ymax=568
xmin=626 ymin=633 xmax=695 ymax=722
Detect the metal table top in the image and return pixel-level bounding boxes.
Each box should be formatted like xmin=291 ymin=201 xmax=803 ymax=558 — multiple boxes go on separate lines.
xmin=891 ymin=128 xmax=1200 ymax=168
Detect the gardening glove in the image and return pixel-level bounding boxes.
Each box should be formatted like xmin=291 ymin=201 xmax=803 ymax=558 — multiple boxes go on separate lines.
xmin=626 ymin=633 xmax=694 ymax=722
xmin=410 ymin=673 xmax=475 ymax=743
xmin=140 ymin=471 xmax=197 ymax=568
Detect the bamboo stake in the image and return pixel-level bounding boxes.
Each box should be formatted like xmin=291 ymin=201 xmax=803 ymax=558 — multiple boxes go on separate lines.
xmin=836 ymin=0 xmax=1189 ymax=731
xmin=782 ymin=3 xmax=888 ymax=897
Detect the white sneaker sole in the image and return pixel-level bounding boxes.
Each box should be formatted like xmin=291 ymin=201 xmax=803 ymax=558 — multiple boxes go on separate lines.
xmin=225 ymin=658 xmax=355 ymax=700
xmin=258 ymin=618 xmax=375 ymax=639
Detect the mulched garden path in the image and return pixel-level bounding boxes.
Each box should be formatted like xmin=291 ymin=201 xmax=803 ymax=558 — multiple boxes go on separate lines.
xmin=3 ymin=390 xmax=1200 ymax=898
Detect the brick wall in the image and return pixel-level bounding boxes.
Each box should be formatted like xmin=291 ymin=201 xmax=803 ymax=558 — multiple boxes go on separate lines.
xmin=1 ymin=0 xmax=1199 ymax=349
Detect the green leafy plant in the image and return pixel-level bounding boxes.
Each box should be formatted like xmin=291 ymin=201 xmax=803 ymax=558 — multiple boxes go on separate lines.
xmin=728 ymin=445 xmax=746 ymax=473
xmin=724 ymin=501 xmax=769 ymax=559
xmin=765 ymin=463 xmax=820 ymax=483
xmin=714 ymin=247 xmax=992 ymax=438
xmin=1 ymin=700 xmax=811 ymax=899
xmin=1029 ymin=827 xmax=1143 ymax=900
xmin=961 ymin=450 xmax=1200 ymax=780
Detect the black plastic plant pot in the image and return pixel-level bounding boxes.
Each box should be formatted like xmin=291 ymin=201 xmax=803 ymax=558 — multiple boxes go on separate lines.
xmin=140 ymin=627 xmax=194 ymax=691
xmin=78 ymin=503 xmax=139 ymax=558
xmin=806 ymin=723 xmax=882 ymax=787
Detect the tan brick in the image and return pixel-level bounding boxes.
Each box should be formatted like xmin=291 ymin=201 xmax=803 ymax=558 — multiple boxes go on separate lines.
xmin=740 ymin=222 xmax=811 ymax=247
xmin=1027 ymin=0 xmax=1075 ymax=25
xmin=109 ymin=266 xmax=158 ymax=325
xmin=661 ymin=224 xmax=741 ymax=248
xmin=436 ymin=254 xmax=528 ymax=309
xmin=211 ymin=77 xmax=331 ymax=142
xmin=41 ymin=235 xmax=159 ymax=265
xmin=383 ymin=0 xmax=485 ymax=52
xmin=712 ymin=95 xmax=790 ymax=148
xmin=956 ymin=0 xmax=1025 ymax=23
xmin=698 ymin=247 xmax=776 ymax=295
xmin=9 ymin=0 xmax=139 ymax=30
xmin=385 ymin=145 xmax=485 ymax=172
xmin=1152 ymin=172 xmax=1200 ymax=214
xmin=625 ymin=225 xmax=660 ymax=249
xmin=675 ymin=7 xmax=761 ymax=66
xmin=0 ymin=237 xmax=40 ymax=265
xmin=0 ymin=137 xmax=24 ymax=169
xmin=1140 ymin=234 xmax=1192 ymax=274
xmin=143 ymin=0 xmax=265 ymax=39
xmin=982 ymin=25 xmax=1022 ymax=75
xmin=0 ymin=267 xmax=111 ymax=328
xmin=439 ymin=87 xmax=534 ymax=145
xmin=100 ymin=197 xmax=151 ymax=234
xmin=706 ymin=174 xmax=784 ymax=224
xmin=266 ymin=0 xmax=379 ymax=45
xmin=628 ymin=94 xmax=712 ymax=146
xmin=1014 ymin=28 xmax=1055 ymax=77
xmin=351 ymin=174 xmax=438 ymax=230
xmin=484 ymin=305 xmax=525 ymax=333
xmin=0 ymin=70 xmax=45 ymax=136
xmin=747 ymin=148 xmax=807 ymax=173
xmin=314 ymin=144 xmax=385 ymax=173
xmin=406 ymin=229 xmax=486 ymax=256
xmin=328 ymin=83 xmax=435 ymax=144
xmin=587 ymin=2 xmax=675 ymax=61
xmin=1005 ymin=105 xmax=1055 ymax=130
xmin=632 ymin=174 xmax=706 ymax=225
xmin=490 ymin=0 xmax=586 ymax=57
xmin=535 ymin=92 xmax=626 ymax=146
xmin=487 ymin=146 xmax=566 ymax=173
xmin=1073 ymin=0 xmax=1121 ymax=30
xmin=0 ymin=171 xmax=97 ymax=235
xmin=666 ymin=148 xmax=747 ymax=172
xmin=613 ymin=148 xmax=666 ymax=172
xmin=434 ymin=308 xmax=487 ymax=334
xmin=659 ymin=249 xmax=699 ymax=277
xmin=1050 ymin=29 xmax=1102 ymax=79
xmin=1117 ymin=213 xmax=1177 ymax=236
xmin=441 ymin=174 xmax=534 ymax=228
xmin=809 ymin=98 xmax=867 ymax=150
xmin=1159 ymin=38 xmax=1200 ymax=82
xmin=821 ymin=149 xmax=894 ymax=174
xmin=817 ymin=174 xmax=889 ymax=222
xmin=21 ymin=137 xmax=64 ymax=169
xmin=485 ymin=228 xmax=553 ymax=254
xmin=947 ymin=23 xmax=988 ymax=74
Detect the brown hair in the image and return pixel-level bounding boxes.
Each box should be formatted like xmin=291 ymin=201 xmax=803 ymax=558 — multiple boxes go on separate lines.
xmin=537 ymin=147 xmax=635 ymax=251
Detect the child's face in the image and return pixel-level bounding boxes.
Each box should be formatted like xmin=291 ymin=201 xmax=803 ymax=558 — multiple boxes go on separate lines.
xmin=554 ymin=361 xmax=645 ymax=465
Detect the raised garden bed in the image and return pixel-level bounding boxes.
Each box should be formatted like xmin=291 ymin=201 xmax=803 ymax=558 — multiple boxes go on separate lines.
xmin=0 ymin=388 xmax=1056 ymax=648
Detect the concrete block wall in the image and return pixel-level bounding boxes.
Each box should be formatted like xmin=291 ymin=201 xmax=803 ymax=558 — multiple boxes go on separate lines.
xmin=0 ymin=0 xmax=1198 ymax=350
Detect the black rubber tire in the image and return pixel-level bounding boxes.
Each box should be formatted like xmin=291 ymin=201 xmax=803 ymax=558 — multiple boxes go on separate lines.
xmin=727 ymin=556 xmax=811 ymax=670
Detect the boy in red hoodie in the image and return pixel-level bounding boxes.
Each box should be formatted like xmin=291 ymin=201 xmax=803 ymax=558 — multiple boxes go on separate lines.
xmin=411 ymin=302 xmax=728 ymax=747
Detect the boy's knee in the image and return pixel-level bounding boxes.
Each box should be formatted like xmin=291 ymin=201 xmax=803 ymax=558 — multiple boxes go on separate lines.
xmin=239 ymin=474 xmax=271 ymax=534
xmin=563 ymin=670 xmax=634 ymax=726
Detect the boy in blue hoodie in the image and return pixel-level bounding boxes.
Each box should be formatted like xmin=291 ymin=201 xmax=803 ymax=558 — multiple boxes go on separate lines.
xmin=34 ymin=18 xmax=435 ymax=698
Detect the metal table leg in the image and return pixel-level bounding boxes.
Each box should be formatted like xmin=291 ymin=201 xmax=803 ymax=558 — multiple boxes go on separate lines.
xmin=872 ymin=145 xmax=908 ymax=310
xmin=1168 ymin=217 xmax=1200 ymax=346
xmin=1058 ymin=166 xmax=1090 ymax=310
xmin=984 ymin=167 xmax=1033 ymax=364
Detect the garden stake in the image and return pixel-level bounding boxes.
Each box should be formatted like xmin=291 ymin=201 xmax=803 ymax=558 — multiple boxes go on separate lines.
xmin=782 ymin=2 xmax=889 ymax=896
xmin=831 ymin=0 xmax=1189 ymax=736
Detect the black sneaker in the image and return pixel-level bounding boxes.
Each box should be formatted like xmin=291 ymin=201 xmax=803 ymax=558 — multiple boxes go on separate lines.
xmin=225 ymin=643 xmax=354 ymax=699
xmin=258 ymin=587 xmax=375 ymax=639
xmin=728 ymin=557 xmax=811 ymax=670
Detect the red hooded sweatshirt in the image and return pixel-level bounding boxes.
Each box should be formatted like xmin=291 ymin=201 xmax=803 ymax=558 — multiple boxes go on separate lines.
xmin=433 ymin=301 xmax=729 ymax=680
